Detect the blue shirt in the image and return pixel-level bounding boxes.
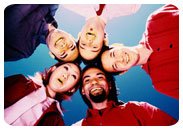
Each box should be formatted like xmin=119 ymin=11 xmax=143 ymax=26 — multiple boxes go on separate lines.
xmin=4 ymin=4 xmax=58 ymax=61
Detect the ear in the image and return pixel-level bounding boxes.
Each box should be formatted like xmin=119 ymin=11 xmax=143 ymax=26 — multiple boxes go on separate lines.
xmin=103 ymin=34 xmax=109 ymax=46
xmin=77 ymin=32 xmax=81 ymax=40
xmin=49 ymin=51 xmax=55 ymax=59
xmin=49 ymin=66 xmax=57 ymax=72
xmin=69 ymin=88 xmax=76 ymax=93
xmin=69 ymin=34 xmax=77 ymax=42
xmin=81 ymin=88 xmax=85 ymax=95
xmin=119 ymin=70 xmax=128 ymax=75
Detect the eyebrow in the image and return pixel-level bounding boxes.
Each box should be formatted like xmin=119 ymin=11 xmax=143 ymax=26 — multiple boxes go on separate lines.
xmin=83 ymin=75 xmax=90 ymax=80
xmin=96 ymin=72 xmax=105 ymax=76
xmin=83 ymin=72 xmax=105 ymax=80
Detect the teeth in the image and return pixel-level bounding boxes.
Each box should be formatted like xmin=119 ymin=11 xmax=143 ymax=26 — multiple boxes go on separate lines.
xmin=90 ymin=87 xmax=103 ymax=96
xmin=125 ymin=53 xmax=130 ymax=64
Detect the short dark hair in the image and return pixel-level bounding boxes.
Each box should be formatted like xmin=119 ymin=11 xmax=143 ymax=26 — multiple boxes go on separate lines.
xmin=41 ymin=62 xmax=81 ymax=101
xmin=80 ymin=64 xmax=123 ymax=108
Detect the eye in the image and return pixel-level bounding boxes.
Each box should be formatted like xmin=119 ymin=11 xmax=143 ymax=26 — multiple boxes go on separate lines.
xmin=93 ymin=46 xmax=97 ymax=49
xmin=84 ymin=79 xmax=90 ymax=84
xmin=64 ymin=66 xmax=68 ymax=71
xmin=71 ymin=45 xmax=76 ymax=51
xmin=98 ymin=76 xmax=104 ymax=80
xmin=81 ymin=43 xmax=86 ymax=46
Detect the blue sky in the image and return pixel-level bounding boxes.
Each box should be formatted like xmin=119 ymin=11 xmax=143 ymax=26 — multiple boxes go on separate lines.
xmin=4 ymin=4 xmax=178 ymax=126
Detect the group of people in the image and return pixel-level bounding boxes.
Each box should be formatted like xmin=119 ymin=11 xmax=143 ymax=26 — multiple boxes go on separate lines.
xmin=4 ymin=4 xmax=179 ymax=126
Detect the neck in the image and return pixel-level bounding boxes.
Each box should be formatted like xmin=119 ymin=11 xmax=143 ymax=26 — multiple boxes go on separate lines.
xmin=134 ymin=44 xmax=153 ymax=65
xmin=91 ymin=99 xmax=108 ymax=110
xmin=46 ymin=85 xmax=56 ymax=98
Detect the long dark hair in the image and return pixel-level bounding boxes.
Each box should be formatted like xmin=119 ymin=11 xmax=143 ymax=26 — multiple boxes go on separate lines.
xmin=80 ymin=64 xmax=123 ymax=108
xmin=41 ymin=62 xmax=81 ymax=102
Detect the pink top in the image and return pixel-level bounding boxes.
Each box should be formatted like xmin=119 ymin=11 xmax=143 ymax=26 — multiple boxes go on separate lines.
xmin=62 ymin=4 xmax=141 ymax=23
xmin=4 ymin=73 xmax=62 ymax=126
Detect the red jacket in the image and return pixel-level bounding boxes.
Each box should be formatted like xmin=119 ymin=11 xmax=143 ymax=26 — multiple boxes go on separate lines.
xmin=81 ymin=101 xmax=177 ymax=126
xmin=4 ymin=74 xmax=64 ymax=126
xmin=141 ymin=4 xmax=179 ymax=99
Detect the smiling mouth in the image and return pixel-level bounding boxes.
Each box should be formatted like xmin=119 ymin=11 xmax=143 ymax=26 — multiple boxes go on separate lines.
xmin=86 ymin=32 xmax=96 ymax=39
xmin=90 ymin=87 xmax=103 ymax=96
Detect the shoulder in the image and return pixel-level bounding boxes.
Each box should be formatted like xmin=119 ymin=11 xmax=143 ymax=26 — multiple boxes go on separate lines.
xmin=122 ymin=101 xmax=157 ymax=110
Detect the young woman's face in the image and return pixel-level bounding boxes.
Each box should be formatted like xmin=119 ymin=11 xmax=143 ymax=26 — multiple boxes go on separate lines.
xmin=46 ymin=29 xmax=79 ymax=62
xmin=48 ymin=63 xmax=80 ymax=93
xmin=101 ymin=45 xmax=139 ymax=72
xmin=82 ymin=68 xmax=109 ymax=103
xmin=79 ymin=17 xmax=105 ymax=60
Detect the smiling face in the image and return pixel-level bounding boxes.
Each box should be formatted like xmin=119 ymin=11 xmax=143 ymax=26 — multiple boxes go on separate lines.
xmin=46 ymin=29 xmax=79 ymax=62
xmin=82 ymin=67 xmax=109 ymax=103
xmin=79 ymin=17 xmax=105 ymax=60
xmin=48 ymin=63 xmax=80 ymax=94
xmin=101 ymin=45 xmax=139 ymax=72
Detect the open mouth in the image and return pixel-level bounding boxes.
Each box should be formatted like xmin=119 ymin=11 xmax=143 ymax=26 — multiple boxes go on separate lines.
xmin=125 ymin=52 xmax=130 ymax=64
xmin=57 ymin=78 xmax=63 ymax=85
xmin=90 ymin=87 xmax=103 ymax=96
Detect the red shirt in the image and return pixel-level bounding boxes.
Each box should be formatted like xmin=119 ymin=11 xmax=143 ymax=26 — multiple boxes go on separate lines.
xmin=141 ymin=4 xmax=179 ymax=99
xmin=81 ymin=101 xmax=176 ymax=126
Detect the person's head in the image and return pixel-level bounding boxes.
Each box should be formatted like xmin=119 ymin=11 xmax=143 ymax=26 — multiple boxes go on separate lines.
xmin=80 ymin=64 xmax=120 ymax=108
xmin=42 ymin=62 xmax=81 ymax=100
xmin=78 ymin=16 xmax=107 ymax=61
xmin=101 ymin=43 xmax=139 ymax=73
xmin=46 ymin=28 xmax=79 ymax=62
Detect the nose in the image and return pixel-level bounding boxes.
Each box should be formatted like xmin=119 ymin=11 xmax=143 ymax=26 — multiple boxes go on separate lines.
xmin=91 ymin=78 xmax=98 ymax=85
xmin=62 ymin=73 xmax=68 ymax=80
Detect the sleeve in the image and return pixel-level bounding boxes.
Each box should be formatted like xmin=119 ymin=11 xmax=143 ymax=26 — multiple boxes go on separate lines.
xmin=100 ymin=4 xmax=141 ymax=22
xmin=62 ymin=4 xmax=98 ymax=19
xmin=35 ymin=113 xmax=65 ymax=126
xmin=35 ymin=102 xmax=65 ymax=126
xmin=4 ymin=74 xmax=39 ymax=108
xmin=128 ymin=101 xmax=177 ymax=126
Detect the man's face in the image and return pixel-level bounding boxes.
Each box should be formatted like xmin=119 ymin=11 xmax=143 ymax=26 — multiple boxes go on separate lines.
xmin=79 ymin=17 xmax=105 ymax=60
xmin=101 ymin=45 xmax=139 ymax=72
xmin=46 ymin=29 xmax=79 ymax=62
xmin=48 ymin=63 xmax=80 ymax=93
xmin=82 ymin=67 xmax=109 ymax=103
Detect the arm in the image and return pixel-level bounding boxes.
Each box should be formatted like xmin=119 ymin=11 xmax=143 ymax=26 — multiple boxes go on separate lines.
xmin=128 ymin=101 xmax=177 ymax=126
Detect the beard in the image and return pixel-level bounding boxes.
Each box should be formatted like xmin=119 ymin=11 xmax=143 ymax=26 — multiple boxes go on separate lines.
xmin=89 ymin=88 xmax=107 ymax=103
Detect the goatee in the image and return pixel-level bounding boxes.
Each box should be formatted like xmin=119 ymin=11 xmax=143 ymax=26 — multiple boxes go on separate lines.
xmin=89 ymin=88 xmax=107 ymax=103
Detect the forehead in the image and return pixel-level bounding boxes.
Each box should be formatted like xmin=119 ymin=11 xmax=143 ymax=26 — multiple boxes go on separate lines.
xmin=83 ymin=68 xmax=105 ymax=78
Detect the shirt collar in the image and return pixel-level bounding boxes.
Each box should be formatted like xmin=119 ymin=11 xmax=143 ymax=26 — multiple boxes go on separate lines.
xmin=86 ymin=101 xmax=117 ymax=117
